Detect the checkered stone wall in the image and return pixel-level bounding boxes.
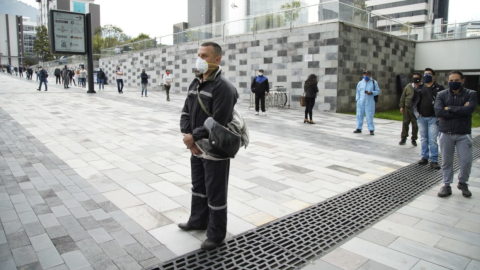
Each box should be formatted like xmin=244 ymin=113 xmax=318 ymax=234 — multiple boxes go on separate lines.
xmin=336 ymin=23 xmax=416 ymax=112
xmin=100 ymin=22 xmax=340 ymax=111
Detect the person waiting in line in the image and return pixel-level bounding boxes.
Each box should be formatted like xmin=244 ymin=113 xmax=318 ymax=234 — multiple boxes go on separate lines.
xmin=116 ymin=65 xmax=124 ymax=94
xmin=354 ymin=70 xmax=380 ymax=135
xmin=14 ymin=66 xmax=18 ymax=76
xmin=303 ymin=74 xmax=319 ymax=124
xmin=97 ymin=68 xmax=106 ymax=91
xmin=37 ymin=66 xmax=48 ymax=91
xmin=163 ymin=69 xmax=173 ymax=101
xmin=69 ymin=68 xmax=76 ymax=86
xmin=62 ymin=65 xmax=70 ymax=89
xmin=140 ymin=69 xmax=148 ymax=97
xmin=251 ymin=69 xmax=269 ymax=116
xmin=35 ymin=67 xmax=40 ymax=81
xmin=411 ymin=68 xmax=445 ymax=169
xmin=399 ymin=72 xmax=422 ymax=146
xmin=435 ymin=70 xmax=477 ymax=198
xmin=19 ymin=66 xmax=23 ymax=77
xmin=80 ymin=67 xmax=87 ymax=88
xmin=54 ymin=66 xmax=62 ymax=84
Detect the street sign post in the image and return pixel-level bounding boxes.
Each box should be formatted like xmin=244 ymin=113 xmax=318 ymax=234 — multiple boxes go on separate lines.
xmin=49 ymin=10 xmax=95 ymax=93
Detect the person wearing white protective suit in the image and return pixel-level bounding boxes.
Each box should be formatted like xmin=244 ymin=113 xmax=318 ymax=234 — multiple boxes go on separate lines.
xmin=354 ymin=70 xmax=380 ymax=135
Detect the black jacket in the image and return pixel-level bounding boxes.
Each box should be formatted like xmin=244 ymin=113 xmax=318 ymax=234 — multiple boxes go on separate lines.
xmin=140 ymin=72 xmax=148 ymax=84
xmin=39 ymin=69 xmax=48 ymax=80
xmin=251 ymin=76 xmax=269 ymax=96
xmin=97 ymin=71 xmax=106 ymax=80
xmin=434 ymin=87 xmax=477 ymax=135
xmin=55 ymin=68 xmax=61 ymax=76
xmin=304 ymin=83 xmax=319 ymax=98
xmin=411 ymin=82 xmax=444 ymax=118
xmin=181 ymin=67 xmax=238 ymax=142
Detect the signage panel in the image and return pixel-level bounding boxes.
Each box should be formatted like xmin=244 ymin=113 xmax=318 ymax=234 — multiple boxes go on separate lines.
xmin=49 ymin=10 xmax=87 ymax=55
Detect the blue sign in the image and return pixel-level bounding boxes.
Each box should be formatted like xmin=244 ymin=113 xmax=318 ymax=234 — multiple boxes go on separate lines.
xmin=73 ymin=2 xmax=86 ymax=13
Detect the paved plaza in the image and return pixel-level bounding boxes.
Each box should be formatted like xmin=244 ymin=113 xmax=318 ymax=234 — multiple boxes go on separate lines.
xmin=0 ymin=73 xmax=479 ymax=270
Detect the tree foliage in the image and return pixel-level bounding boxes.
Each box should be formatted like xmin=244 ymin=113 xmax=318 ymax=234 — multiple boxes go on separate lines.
xmin=93 ymin=25 xmax=154 ymax=54
xmin=251 ymin=14 xmax=285 ymax=31
xmin=281 ymin=1 xmax=301 ymax=24
xmin=33 ymin=25 xmax=54 ymax=62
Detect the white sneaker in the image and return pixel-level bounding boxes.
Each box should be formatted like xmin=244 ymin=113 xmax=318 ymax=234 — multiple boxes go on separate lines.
xmin=262 ymin=112 xmax=267 ymax=116
xmin=255 ymin=111 xmax=259 ymax=115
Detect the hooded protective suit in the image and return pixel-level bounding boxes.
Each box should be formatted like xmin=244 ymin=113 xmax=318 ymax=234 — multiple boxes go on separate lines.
xmin=356 ymin=78 xmax=380 ymax=131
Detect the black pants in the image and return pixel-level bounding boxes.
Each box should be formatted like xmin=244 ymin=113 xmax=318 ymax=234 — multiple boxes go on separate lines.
xmin=117 ymin=79 xmax=124 ymax=93
xmin=255 ymin=94 xmax=265 ymax=112
xmin=56 ymin=75 xmax=61 ymax=84
xmin=401 ymin=108 xmax=418 ymax=140
xmin=63 ymin=77 xmax=69 ymax=88
xmin=38 ymin=79 xmax=47 ymax=91
xmin=165 ymin=85 xmax=171 ymax=100
xmin=188 ymin=156 xmax=230 ymax=243
xmin=304 ymin=97 xmax=315 ymax=120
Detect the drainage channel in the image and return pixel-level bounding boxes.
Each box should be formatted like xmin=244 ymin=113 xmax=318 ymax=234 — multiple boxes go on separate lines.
xmin=159 ymin=136 xmax=480 ymax=270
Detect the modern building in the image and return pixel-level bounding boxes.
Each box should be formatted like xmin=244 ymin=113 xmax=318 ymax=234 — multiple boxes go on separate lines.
xmin=187 ymin=0 xmax=222 ymax=28
xmin=37 ymin=0 xmax=100 ymax=39
xmin=173 ymin=22 xmax=188 ymax=44
xmin=0 ymin=14 xmax=36 ymax=67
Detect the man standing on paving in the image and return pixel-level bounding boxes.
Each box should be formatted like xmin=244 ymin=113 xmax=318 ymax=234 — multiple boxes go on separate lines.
xmin=412 ymin=68 xmax=445 ymax=169
xmin=55 ymin=66 xmax=62 ymax=84
xmin=399 ymin=72 xmax=421 ymax=146
xmin=116 ymin=65 xmax=124 ymax=94
xmin=434 ymin=70 xmax=477 ymax=198
xmin=251 ymin=69 xmax=269 ymax=115
xmin=179 ymin=42 xmax=238 ymax=251
xmin=354 ymin=70 xmax=380 ymax=135
xmin=37 ymin=66 xmax=48 ymax=91
xmin=62 ymin=65 xmax=70 ymax=89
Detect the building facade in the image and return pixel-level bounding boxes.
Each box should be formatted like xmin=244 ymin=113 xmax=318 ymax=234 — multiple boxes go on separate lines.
xmin=0 ymin=14 xmax=35 ymax=67
xmin=37 ymin=0 xmax=100 ymax=39
xmin=187 ymin=0 xmax=222 ymax=28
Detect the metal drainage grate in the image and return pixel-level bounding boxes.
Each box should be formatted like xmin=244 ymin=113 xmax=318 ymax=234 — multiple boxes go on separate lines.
xmin=160 ymin=136 xmax=480 ymax=270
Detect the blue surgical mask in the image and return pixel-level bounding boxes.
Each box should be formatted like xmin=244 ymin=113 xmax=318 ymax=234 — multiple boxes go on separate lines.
xmin=423 ymin=74 xmax=433 ymax=83
xmin=364 ymin=76 xmax=370 ymax=81
xmin=448 ymin=82 xmax=462 ymax=91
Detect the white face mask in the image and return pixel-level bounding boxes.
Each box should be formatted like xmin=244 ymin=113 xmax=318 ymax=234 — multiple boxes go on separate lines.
xmin=196 ymin=57 xmax=209 ymax=74
xmin=258 ymin=73 xmax=263 ymax=76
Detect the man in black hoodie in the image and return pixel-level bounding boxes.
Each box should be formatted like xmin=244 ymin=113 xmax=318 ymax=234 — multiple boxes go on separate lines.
xmin=179 ymin=42 xmax=237 ymax=251
xmin=434 ymin=70 xmax=477 ymax=198
xmin=37 ymin=66 xmax=48 ymax=91
xmin=251 ymin=69 xmax=269 ymax=115
xmin=55 ymin=66 xmax=62 ymax=84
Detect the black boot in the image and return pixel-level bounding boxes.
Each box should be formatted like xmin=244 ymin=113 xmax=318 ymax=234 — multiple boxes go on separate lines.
xmin=411 ymin=140 xmax=417 ymax=146
xmin=201 ymin=239 xmax=219 ymax=251
xmin=399 ymin=138 xmax=406 ymax=145
xmin=418 ymin=158 xmax=428 ymax=165
xmin=457 ymin=182 xmax=472 ymax=198
xmin=437 ymin=185 xmax=452 ymax=197
xmin=353 ymin=129 xmax=362 ymax=133
xmin=430 ymin=162 xmax=440 ymax=170
xmin=178 ymin=223 xmax=206 ymax=231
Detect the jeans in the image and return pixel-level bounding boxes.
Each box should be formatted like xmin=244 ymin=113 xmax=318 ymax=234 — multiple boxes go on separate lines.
xmin=98 ymin=79 xmax=104 ymax=89
xmin=439 ymin=133 xmax=473 ymax=184
xmin=117 ymin=79 xmax=124 ymax=93
xmin=417 ymin=116 xmax=439 ymax=162
xmin=304 ymin=97 xmax=315 ymax=120
xmin=82 ymin=78 xmax=87 ymax=87
xmin=141 ymin=83 xmax=147 ymax=95
xmin=38 ymin=79 xmax=47 ymax=91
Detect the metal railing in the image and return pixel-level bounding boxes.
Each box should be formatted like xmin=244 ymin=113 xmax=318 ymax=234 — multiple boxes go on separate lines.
xmin=100 ymin=1 xmax=479 ymax=58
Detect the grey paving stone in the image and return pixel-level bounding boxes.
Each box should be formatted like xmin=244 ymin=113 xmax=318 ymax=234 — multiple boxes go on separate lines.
xmin=357 ymin=228 xmax=398 ymax=247
xmin=0 ymin=230 xmax=6 ymax=245
xmin=0 ymin=209 xmax=18 ymax=222
xmin=99 ymin=240 xmax=128 ymax=259
xmin=0 ymin=200 xmax=14 ymax=212
xmin=98 ymin=201 xmax=120 ymax=213
xmin=75 ymin=238 xmax=103 ymax=258
xmin=139 ymin=257 xmax=161 ymax=269
xmin=85 ymin=252 xmax=119 ymax=270
xmin=302 ymin=260 xmax=343 ymax=270
xmin=89 ymin=208 xmax=110 ymax=221
xmin=99 ymin=218 xmax=123 ymax=233
xmin=37 ymin=247 xmax=64 ymax=269
xmin=358 ymin=260 xmax=397 ymax=270
xmin=0 ymin=243 xmax=13 ymax=262
xmin=78 ymin=216 xmax=101 ymax=230
xmin=37 ymin=213 xmax=61 ymax=228
xmin=246 ymin=177 xmax=290 ymax=191
xmin=149 ymin=245 xmax=176 ymax=262
xmin=119 ymin=220 xmax=144 ymax=235
xmin=327 ymin=164 xmax=365 ymax=176
xmin=112 ymin=255 xmax=142 ymax=270
xmin=65 ymin=225 xmax=91 ymax=242
xmin=45 ymin=225 xmax=69 ymax=239
xmin=13 ymin=201 xmax=33 ymax=213
xmin=275 ymin=162 xmax=314 ymax=174
xmin=110 ymin=229 xmax=137 ymax=247
xmin=61 ymin=250 xmax=91 ymax=270
xmin=124 ymin=242 xmax=154 ymax=261
xmin=0 ymin=258 xmax=16 ymax=270
xmin=16 ymin=261 xmax=43 ymax=270
xmin=58 ymin=215 xmax=81 ymax=228
xmin=132 ymin=232 xmax=160 ymax=249
xmin=29 ymin=233 xmax=54 ymax=252
xmin=11 ymin=245 xmax=38 ymax=266
xmin=70 ymin=207 xmax=91 ymax=219
xmin=18 ymin=211 xmax=39 ymax=225
xmin=88 ymin=227 xmax=113 ymax=244
xmin=38 ymin=189 xmax=56 ymax=199
xmin=51 ymin=205 xmax=71 ymax=217
xmin=45 ymin=196 xmax=64 ymax=207
xmin=32 ymin=203 xmax=52 ymax=215
xmin=23 ymin=222 xmax=46 ymax=237
xmin=52 ymin=235 xmax=78 ymax=254
xmin=6 ymin=231 xmax=30 ymax=249
xmin=80 ymin=200 xmax=100 ymax=211
xmin=44 ymin=263 xmax=70 ymax=270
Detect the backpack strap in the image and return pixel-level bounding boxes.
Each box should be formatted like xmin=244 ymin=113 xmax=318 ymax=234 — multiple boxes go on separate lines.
xmin=196 ymin=85 xmax=212 ymax=117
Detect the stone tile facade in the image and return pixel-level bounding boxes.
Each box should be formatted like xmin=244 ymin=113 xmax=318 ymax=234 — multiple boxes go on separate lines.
xmin=336 ymin=23 xmax=416 ymax=112
xmin=100 ymin=22 xmax=340 ymax=111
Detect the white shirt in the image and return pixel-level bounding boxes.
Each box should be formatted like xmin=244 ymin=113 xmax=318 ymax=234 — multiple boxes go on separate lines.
xmin=116 ymin=69 xmax=124 ymax=80
xmin=163 ymin=73 xmax=173 ymax=85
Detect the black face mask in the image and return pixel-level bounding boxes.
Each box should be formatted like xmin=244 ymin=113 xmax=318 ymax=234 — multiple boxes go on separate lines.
xmin=413 ymin=78 xmax=421 ymax=83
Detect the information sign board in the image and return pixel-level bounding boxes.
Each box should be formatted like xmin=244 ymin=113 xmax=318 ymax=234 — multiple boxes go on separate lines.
xmin=49 ymin=10 xmax=87 ymax=55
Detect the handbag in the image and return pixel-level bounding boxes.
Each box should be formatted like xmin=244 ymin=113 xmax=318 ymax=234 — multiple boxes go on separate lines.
xmin=299 ymin=92 xmax=306 ymax=107
xmin=195 ymin=87 xmax=248 ymax=159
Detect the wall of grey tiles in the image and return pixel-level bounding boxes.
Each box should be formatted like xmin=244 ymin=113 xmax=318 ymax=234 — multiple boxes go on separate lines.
xmin=336 ymin=23 xmax=416 ymax=112
xmin=100 ymin=22 xmax=339 ymax=111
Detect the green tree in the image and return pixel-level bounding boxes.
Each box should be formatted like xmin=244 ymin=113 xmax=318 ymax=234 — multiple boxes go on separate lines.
xmin=400 ymin=21 xmax=413 ymax=36
xmin=33 ymin=25 xmax=54 ymax=63
xmin=281 ymin=1 xmax=301 ymax=26
xmin=251 ymin=14 xmax=285 ymax=31
xmin=353 ymin=0 xmax=368 ymax=23
xmin=94 ymin=24 xmax=130 ymax=54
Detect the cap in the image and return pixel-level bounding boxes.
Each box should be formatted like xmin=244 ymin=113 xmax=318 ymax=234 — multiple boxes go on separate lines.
xmin=363 ymin=70 xmax=371 ymax=75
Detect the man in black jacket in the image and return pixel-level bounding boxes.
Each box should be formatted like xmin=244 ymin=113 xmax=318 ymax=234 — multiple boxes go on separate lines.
xmin=55 ymin=66 xmax=62 ymax=84
xmin=434 ymin=71 xmax=477 ymax=198
xmin=179 ymin=42 xmax=237 ymax=251
xmin=251 ymin=69 xmax=269 ymax=115
xmin=37 ymin=66 xmax=48 ymax=91
xmin=62 ymin=65 xmax=69 ymax=88
xmin=411 ymin=68 xmax=445 ymax=169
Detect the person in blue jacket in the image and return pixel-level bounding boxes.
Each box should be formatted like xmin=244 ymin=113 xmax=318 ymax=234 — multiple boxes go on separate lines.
xmin=354 ymin=70 xmax=380 ymax=135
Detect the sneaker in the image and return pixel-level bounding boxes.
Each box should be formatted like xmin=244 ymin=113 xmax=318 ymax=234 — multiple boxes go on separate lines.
xmin=411 ymin=140 xmax=417 ymax=146
xmin=437 ymin=185 xmax=452 ymax=197
xmin=353 ymin=129 xmax=362 ymax=133
xmin=201 ymin=239 xmax=219 ymax=251
xmin=399 ymin=139 xmax=406 ymax=145
xmin=255 ymin=111 xmax=259 ymax=115
xmin=430 ymin=162 xmax=441 ymax=170
xmin=457 ymin=182 xmax=472 ymax=198
xmin=418 ymin=158 xmax=428 ymax=165
xmin=370 ymin=131 xmax=374 ymax=135
xmin=262 ymin=112 xmax=266 ymax=116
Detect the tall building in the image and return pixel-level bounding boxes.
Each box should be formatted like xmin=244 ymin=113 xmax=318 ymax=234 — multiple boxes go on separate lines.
xmin=188 ymin=0 xmax=222 ymax=28
xmin=0 ymin=14 xmax=35 ymax=67
xmin=37 ymin=0 xmax=100 ymax=39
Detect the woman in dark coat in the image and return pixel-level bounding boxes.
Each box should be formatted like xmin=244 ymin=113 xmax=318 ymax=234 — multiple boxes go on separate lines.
xmin=304 ymin=74 xmax=319 ymax=124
